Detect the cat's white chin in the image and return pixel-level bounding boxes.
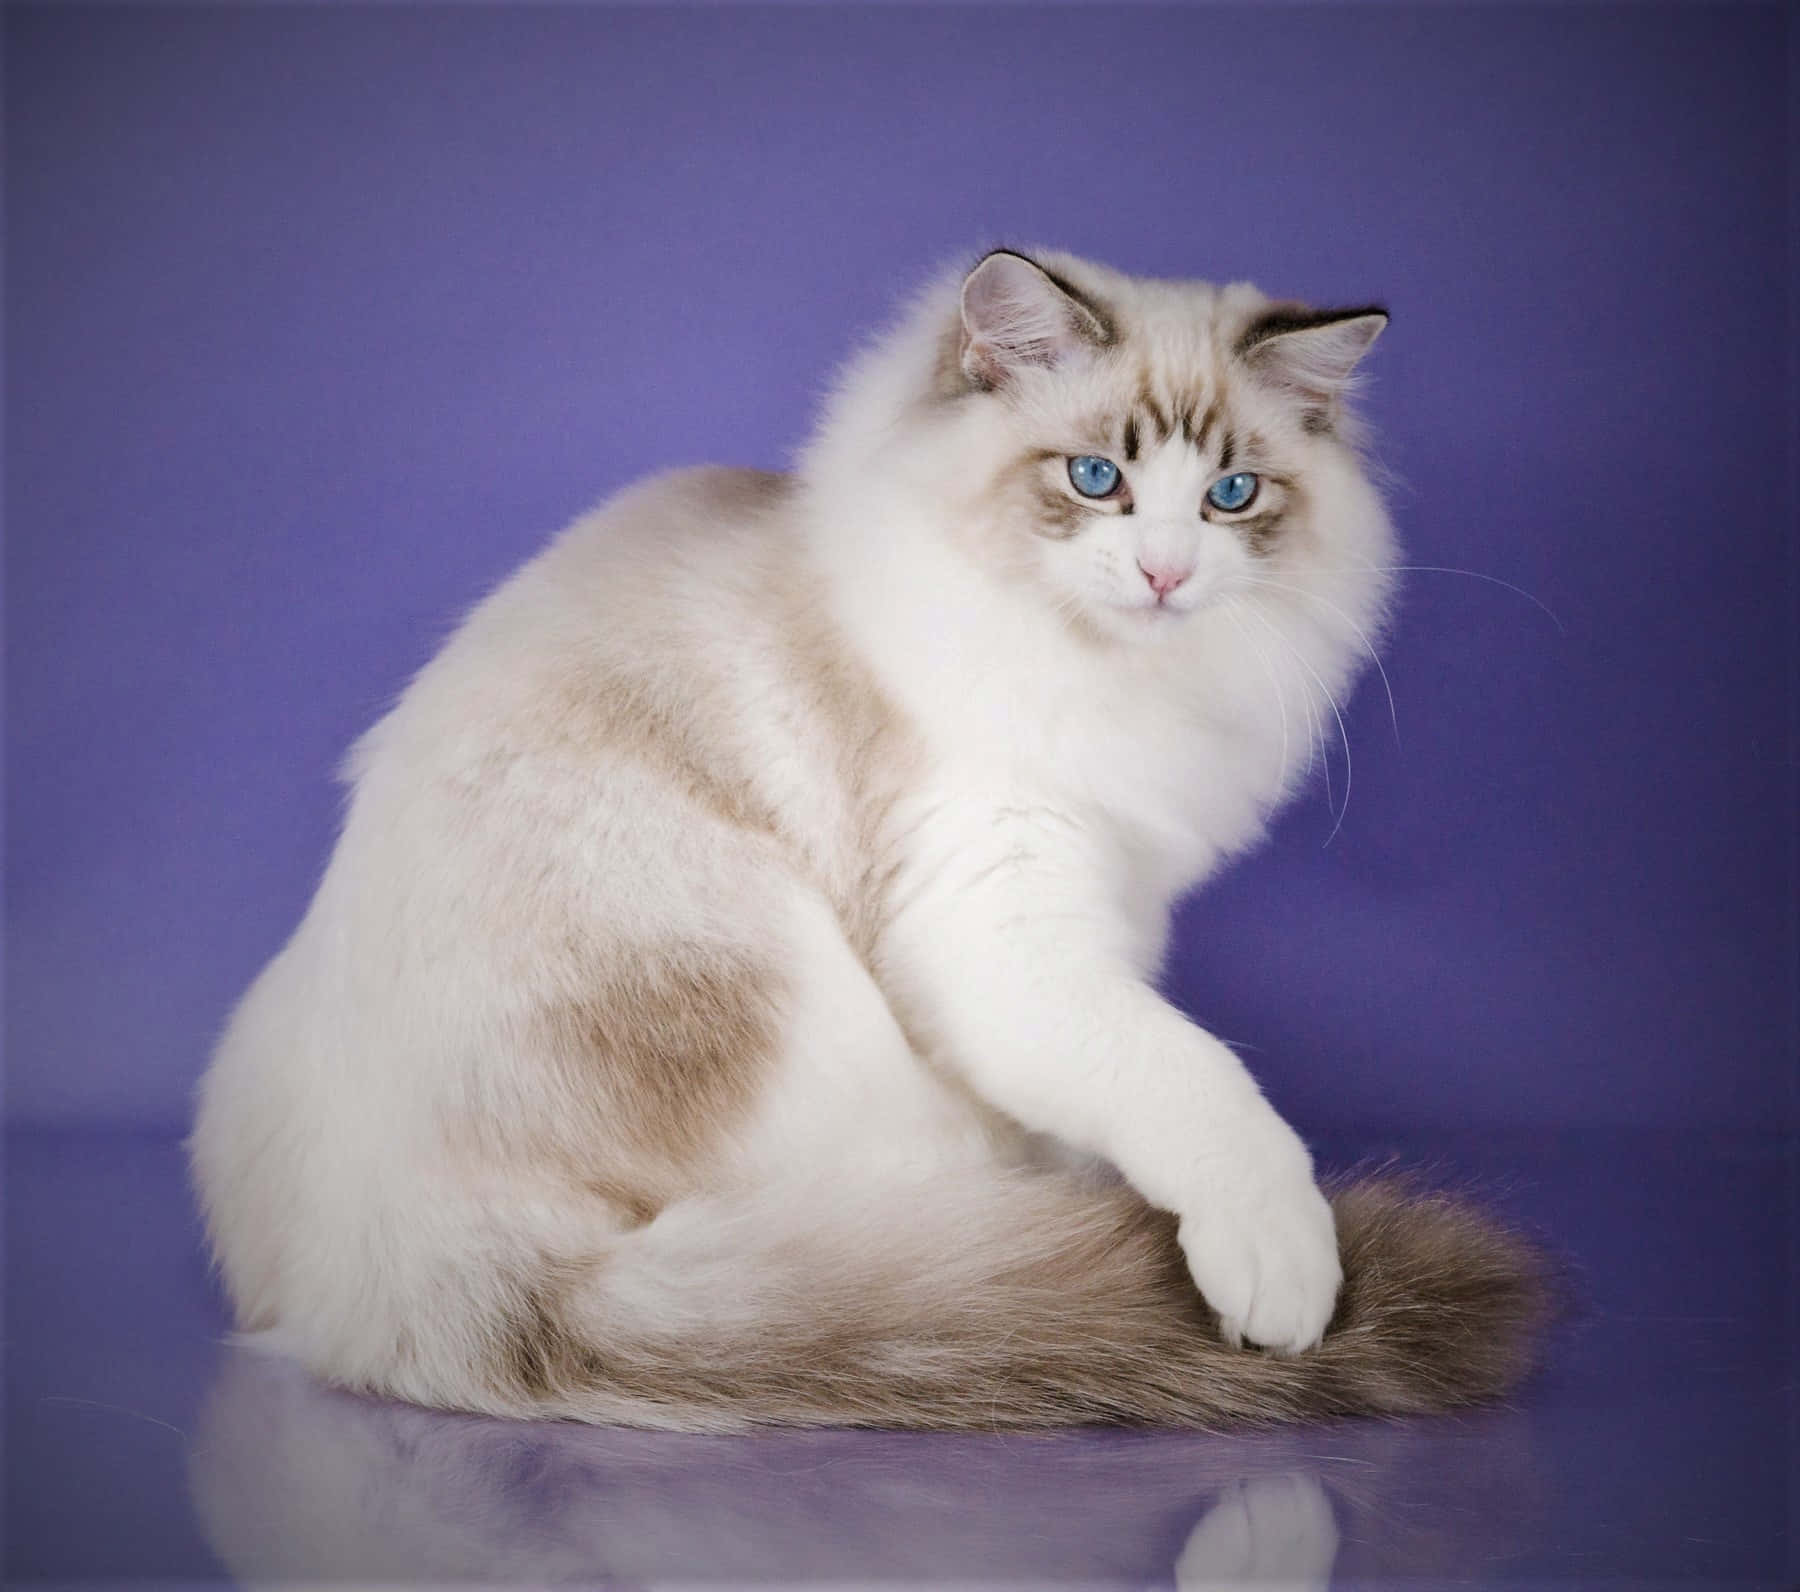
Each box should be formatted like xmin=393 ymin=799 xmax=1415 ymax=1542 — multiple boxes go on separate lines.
xmin=1131 ymin=604 xmax=1192 ymax=630
xmin=1094 ymin=594 xmax=1207 ymax=639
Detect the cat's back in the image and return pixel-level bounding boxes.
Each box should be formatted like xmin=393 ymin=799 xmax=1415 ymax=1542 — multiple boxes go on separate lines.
xmin=338 ymin=463 xmax=904 ymax=934
xmin=355 ymin=465 xmax=814 ymax=787
xmin=536 ymin=462 xmax=796 ymax=619
xmin=401 ymin=463 xmax=798 ymax=720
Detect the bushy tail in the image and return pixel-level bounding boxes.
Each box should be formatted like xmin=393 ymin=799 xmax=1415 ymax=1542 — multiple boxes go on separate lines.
xmin=490 ymin=1168 xmax=1552 ymax=1432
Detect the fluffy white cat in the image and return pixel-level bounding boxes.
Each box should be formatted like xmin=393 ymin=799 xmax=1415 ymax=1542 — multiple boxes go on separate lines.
xmin=191 ymin=250 xmax=1543 ymax=1428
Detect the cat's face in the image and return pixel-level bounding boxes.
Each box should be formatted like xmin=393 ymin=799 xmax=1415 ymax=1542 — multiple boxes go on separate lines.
xmin=944 ymin=252 xmax=1385 ymax=645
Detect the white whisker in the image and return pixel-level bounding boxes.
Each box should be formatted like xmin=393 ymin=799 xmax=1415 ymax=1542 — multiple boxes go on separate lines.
xmin=1290 ymin=561 xmax=1567 ymax=634
xmin=1238 ymin=574 xmax=1399 ymax=749
xmin=1222 ymin=598 xmax=1291 ymax=793
xmin=1247 ymin=606 xmax=1352 ymax=845
xmin=1258 ymin=614 xmax=1326 ymax=782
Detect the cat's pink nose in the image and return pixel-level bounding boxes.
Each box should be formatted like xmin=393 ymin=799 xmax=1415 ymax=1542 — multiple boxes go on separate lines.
xmin=1138 ymin=560 xmax=1192 ymax=598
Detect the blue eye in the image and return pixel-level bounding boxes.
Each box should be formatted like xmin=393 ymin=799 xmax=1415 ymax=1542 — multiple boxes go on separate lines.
xmin=1067 ymin=455 xmax=1122 ymax=498
xmin=1206 ymin=471 xmax=1260 ymax=512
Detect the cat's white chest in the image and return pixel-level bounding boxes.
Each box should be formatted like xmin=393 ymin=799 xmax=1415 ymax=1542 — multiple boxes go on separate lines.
xmin=924 ymin=656 xmax=1247 ymax=901
xmin=821 ymin=492 xmax=1295 ymax=900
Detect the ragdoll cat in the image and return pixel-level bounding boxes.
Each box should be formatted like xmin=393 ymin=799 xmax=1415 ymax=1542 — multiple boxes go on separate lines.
xmin=191 ymin=249 xmax=1546 ymax=1429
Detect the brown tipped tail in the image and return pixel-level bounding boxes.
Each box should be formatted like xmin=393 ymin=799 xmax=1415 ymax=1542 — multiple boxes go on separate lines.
xmin=1309 ymin=1173 xmax=1555 ymax=1415
xmin=497 ymin=1168 xmax=1553 ymax=1432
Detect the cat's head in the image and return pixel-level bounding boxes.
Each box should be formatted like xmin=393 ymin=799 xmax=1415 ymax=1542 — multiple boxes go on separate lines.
xmin=855 ymin=249 xmax=1392 ymax=646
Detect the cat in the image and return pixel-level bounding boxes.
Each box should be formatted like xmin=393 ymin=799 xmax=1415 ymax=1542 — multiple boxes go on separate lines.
xmin=190 ymin=248 xmax=1546 ymax=1430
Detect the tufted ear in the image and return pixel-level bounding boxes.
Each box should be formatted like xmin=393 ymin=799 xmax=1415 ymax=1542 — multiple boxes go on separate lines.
xmin=958 ymin=250 xmax=1112 ymax=389
xmin=1237 ymin=305 xmax=1388 ymax=408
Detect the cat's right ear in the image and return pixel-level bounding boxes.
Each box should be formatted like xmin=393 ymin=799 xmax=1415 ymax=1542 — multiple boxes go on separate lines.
xmin=958 ymin=251 xmax=1112 ymax=390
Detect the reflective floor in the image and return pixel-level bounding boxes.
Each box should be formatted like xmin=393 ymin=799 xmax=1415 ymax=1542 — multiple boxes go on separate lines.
xmin=6 ymin=1128 xmax=1794 ymax=1588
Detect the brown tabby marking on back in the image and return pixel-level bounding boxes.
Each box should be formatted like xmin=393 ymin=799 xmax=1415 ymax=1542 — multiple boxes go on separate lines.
xmin=529 ymin=470 xmax=795 ymax=842
xmin=771 ymin=566 xmax=922 ymax=966
xmin=539 ymin=949 xmax=782 ymax=1164
xmin=582 ymin=1180 xmax=662 ymax=1229
xmin=434 ymin=470 xmax=899 ymax=1243
xmin=646 ymin=466 xmax=922 ymax=968
xmin=703 ymin=465 xmax=793 ymax=513
xmin=573 ymin=673 xmax=779 ymax=839
xmin=445 ymin=944 xmax=791 ymax=1230
xmin=464 ymin=469 xmax=910 ymax=1208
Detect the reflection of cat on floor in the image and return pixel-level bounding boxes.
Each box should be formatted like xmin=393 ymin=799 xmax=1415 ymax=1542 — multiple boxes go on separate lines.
xmin=1175 ymin=1473 xmax=1336 ymax=1592
xmin=191 ymin=1346 xmax=1541 ymax=1589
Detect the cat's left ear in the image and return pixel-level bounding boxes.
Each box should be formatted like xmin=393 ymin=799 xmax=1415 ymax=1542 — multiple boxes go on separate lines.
xmin=1237 ymin=305 xmax=1388 ymax=408
xmin=959 ymin=250 xmax=1113 ymax=389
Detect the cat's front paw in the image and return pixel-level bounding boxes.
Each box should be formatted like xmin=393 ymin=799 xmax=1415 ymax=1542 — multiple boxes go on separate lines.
xmin=1178 ymin=1165 xmax=1342 ymax=1355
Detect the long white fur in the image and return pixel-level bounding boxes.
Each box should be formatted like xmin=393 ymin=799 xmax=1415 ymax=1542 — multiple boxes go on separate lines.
xmin=191 ymin=249 xmax=1396 ymax=1415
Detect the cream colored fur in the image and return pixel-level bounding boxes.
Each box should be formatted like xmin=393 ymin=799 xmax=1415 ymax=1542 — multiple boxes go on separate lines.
xmin=191 ymin=250 xmax=1413 ymax=1425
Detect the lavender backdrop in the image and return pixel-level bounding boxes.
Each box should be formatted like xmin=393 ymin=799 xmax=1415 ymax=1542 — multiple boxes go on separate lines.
xmin=6 ymin=3 xmax=1795 ymax=1140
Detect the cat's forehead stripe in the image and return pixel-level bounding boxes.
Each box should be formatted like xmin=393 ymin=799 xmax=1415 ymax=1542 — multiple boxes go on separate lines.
xmin=1190 ymin=396 xmax=1220 ymax=454
xmin=1134 ymin=377 xmax=1172 ymax=445
xmin=1113 ymin=381 xmax=1231 ymax=465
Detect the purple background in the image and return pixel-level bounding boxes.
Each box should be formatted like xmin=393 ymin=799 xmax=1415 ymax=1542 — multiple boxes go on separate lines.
xmin=5 ymin=8 xmax=1796 ymax=1583
xmin=6 ymin=2 xmax=1796 ymax=1144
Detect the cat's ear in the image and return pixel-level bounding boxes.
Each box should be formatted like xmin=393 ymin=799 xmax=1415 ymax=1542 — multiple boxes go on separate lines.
xmin=958 ymin=251 xmax=1113 ymax=389
xmin=1237 ymin=305 xmax=1388 ymax=411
